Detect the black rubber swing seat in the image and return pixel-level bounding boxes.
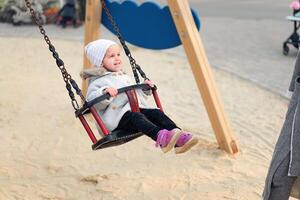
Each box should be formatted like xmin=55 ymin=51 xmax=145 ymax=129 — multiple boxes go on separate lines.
xmin=75 ymin=84 xmax=163 ymax=150
xmin=92 ymin=130 xmax=143 ymax=150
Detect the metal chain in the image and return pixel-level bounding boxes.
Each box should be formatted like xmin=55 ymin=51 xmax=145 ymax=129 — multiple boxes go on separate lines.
xmin=100 ymin=0 xmax=148 ymax=83
xmin=24 ymin=0 xmax=85 ymax=110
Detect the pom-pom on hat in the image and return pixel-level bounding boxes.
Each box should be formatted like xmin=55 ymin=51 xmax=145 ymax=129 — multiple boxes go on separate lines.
xmin=290 ymin=1 xmax=300 ymax=10
xmin=84 ymin=39 xmax=117 ymax=67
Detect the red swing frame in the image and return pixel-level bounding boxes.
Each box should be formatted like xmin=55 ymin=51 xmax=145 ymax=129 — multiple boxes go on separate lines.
xmin=76 ymin=84 xmax=163 ymax=146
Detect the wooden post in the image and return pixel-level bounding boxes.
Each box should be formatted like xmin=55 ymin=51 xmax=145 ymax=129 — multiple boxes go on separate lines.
xmin=167 ymin=0 xmax=239 ymax=154
xmin=82 ymin=0 xmax=101 ymax=97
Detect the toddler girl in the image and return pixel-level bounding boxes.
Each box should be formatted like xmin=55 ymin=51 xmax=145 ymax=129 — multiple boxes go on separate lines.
xmin=81 ymin=39 xmax=198 ymax=154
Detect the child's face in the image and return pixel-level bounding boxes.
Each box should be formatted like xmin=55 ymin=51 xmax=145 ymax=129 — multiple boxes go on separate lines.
xmin=102 ymin=45 xmax=122 ymax=72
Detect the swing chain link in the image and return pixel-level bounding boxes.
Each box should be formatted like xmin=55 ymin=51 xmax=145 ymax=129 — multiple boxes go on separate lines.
xmin=24 ymin=0 xmax=86 ymax=110
xmin=100 ymin=0 xmax=148 ymax=83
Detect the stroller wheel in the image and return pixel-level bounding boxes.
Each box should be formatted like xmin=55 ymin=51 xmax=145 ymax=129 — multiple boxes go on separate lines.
xmin=283 ymin=43 xmax=289 ymax=56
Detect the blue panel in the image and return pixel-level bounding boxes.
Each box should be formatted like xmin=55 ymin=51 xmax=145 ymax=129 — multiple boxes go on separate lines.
xmin=101 ymin=0 xmax=201 ymax=50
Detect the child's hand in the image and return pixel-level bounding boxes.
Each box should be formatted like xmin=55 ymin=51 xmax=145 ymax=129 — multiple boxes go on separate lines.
xmin=144 ymin=79 xmax=154 ymax=87
xmin=105 ymin=87 xmax=118 ymax=97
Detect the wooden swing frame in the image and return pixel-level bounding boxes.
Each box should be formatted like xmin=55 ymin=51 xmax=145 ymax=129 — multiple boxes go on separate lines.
xmin=82 ymin=0 xmax=240 ymax=154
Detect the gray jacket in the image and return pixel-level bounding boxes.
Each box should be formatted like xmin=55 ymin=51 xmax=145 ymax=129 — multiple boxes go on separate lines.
xmin=81 ymin=68 xmax=155 ymax=131
xmin=263 ymin=52 xmax=300 ymax=199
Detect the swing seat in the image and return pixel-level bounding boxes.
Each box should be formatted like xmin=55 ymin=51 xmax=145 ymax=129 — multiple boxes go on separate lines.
xmin=92 ymin=130 xmax=143 ymax=150
xmin=75 ymin=84 xmax=163 ymax=150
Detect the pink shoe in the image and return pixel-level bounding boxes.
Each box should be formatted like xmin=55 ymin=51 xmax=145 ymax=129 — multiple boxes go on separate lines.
xmin=155 ymin=129 xmax=181 ymax=153
xmin=174 ymin=132 xmax=198 ymax=154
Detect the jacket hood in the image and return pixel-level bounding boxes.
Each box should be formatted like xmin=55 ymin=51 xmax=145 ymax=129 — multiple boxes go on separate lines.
xmin=80 ymin=67 xmax=110 ymax=80
xmin=80 ymin=68 xmax=127 ymax=84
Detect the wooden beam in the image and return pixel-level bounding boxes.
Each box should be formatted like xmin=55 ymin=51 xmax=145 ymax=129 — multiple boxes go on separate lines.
xmin=82 ymin=0 xmax=101 ymax=97
xmin=167 ymin=0 xmax=240 ymax=154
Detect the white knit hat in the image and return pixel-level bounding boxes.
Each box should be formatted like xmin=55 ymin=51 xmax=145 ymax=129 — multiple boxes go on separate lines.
xmin=84 ymin=39 xmax=117 ymax=67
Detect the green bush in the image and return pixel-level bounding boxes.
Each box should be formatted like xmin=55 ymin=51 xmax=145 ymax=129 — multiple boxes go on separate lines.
xmin=0 ymin=0 xmax=6 ymax=10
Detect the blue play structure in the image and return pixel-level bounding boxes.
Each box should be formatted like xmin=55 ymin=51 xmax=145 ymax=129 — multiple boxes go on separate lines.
xmin=101 ymin=0 xmax=201 ymax=50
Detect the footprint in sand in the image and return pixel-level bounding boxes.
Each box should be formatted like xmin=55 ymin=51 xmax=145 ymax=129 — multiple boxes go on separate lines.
xmin=39 ymin=195 xmax=64 ymax=200
xmin=80 ymin=173 xmax=120 ymax=185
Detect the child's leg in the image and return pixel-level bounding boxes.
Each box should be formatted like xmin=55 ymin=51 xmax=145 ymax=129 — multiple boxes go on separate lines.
xmin=61 ymin=17 xmax=67 ymax=28
xmin=140 ymin=109 xmax=178 ymax=130
xmin=267 ymin=153 xmax=297 ymax=200
xmin=116 ymin=111 xmax=161 ymax=141
xmin=72 ymin=18 xmax=77 ymax=27
xmin=115 ymin=111 xmax=181 ymax=153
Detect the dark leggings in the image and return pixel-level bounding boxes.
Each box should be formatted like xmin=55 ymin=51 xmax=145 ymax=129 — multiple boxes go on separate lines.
xmin=61 ymin=16 xmax=76 ymax=27
xmin=115 ymin=109 xmax=179 ymax=141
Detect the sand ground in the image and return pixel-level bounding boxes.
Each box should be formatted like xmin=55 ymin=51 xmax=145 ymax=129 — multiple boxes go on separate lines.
xmin=0 ymin=36 xmax=293 ymax=199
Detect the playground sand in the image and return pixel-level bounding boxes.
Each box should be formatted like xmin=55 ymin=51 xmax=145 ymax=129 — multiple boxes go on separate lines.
xmin=0 ymin=37 xmax=291 ymax=200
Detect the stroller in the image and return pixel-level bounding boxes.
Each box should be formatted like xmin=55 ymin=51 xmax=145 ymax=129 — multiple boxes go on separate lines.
xmin=283 ymin=0 xmax=300 ymax=55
